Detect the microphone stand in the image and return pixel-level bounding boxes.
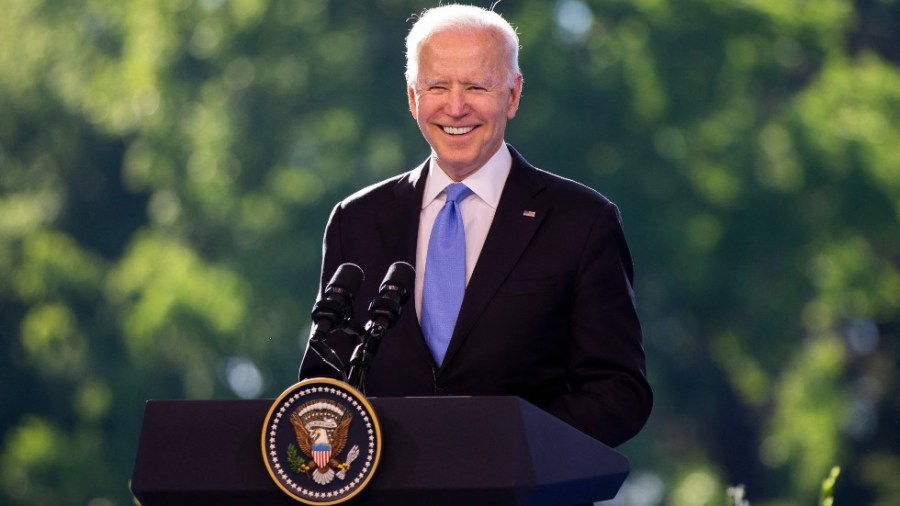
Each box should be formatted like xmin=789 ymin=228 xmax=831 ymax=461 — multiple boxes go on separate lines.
xmin=347 ymin=312 xmax=393 ymax=393
xmin=300 ymin=263 xmax=364 ymax=383
xmin=307 ymin=296 xmax=351 ymax=382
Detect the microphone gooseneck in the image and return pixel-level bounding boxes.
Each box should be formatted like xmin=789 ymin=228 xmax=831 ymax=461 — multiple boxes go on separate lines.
xmin=303 ymin=263 xmax=365 ymax=381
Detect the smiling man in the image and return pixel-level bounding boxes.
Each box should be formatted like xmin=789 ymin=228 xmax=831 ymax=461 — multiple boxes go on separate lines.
xmin=299 ymin=4 xmax=652 ymax=447
xmin=407 ymin=26 xmax=522 ymax=181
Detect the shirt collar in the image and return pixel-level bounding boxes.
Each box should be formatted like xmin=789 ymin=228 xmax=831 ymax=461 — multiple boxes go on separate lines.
xmin=422 ymin=143 xmax=512 ymax=209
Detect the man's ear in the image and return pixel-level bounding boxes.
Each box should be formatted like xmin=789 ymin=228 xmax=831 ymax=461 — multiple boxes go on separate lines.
xmin=407 ymin=85 xmax=418 ymax=119
xmin=507 ymin=74 xmax=523 ymax=119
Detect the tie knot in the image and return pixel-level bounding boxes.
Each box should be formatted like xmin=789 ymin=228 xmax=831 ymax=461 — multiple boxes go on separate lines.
xmin=444 ymin=183 xmax=472 ymax=204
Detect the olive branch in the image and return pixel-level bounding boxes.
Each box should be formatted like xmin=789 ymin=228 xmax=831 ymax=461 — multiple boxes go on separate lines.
xmin=286 ymin=443 xmax=306 ymax=474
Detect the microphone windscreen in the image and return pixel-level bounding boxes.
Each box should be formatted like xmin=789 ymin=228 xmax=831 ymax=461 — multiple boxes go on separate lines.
xmin=328 ymin=263 xmax=365 ymax=293
xmin=380 ymin=261 xmax=415 ymax=303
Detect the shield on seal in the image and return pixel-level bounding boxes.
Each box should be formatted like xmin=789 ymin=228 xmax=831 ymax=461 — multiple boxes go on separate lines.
xmin=312 ymin=436 xmax=331 ymax=470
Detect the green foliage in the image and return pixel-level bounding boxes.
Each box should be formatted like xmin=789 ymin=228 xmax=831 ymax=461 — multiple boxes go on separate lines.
xmin=1 ymin=0 xmax=898 ymax=504
xmin=820 ymin=466 xmax=840 ymax=506
xmin=762 ymin=337 xmax=845 ymax=491
xmin=286 ymin=442 xmax=305 ymax=474
xmin=725 ymin=466 xmax=840 ymax=506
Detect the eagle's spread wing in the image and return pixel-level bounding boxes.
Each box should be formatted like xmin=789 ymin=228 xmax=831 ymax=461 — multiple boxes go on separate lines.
xmin=289 ymin=413 xmax=314 ymax=459
xmin=329 ymin=413 xmax=353 ymax=456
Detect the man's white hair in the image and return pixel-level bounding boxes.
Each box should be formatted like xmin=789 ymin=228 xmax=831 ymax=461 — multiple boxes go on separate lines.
xmin=405 ymin=4 xmax=521 ymax=87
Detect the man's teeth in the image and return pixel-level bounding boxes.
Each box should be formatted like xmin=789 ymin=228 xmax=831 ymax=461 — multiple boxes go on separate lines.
xmin=443 ymin=126 xmax=474 ymax=135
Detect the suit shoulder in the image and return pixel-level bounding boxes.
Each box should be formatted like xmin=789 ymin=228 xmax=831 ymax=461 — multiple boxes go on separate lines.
xmin=531 ymin=166 xmax=615 ymax=211
xmin=509 ymin=146 xmax=614 ymax=210
xmin=338 ymin=170 xmax=417 ymax=210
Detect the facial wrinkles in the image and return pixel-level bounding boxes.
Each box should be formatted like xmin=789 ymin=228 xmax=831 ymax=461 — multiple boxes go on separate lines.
xmin=416 ymin=33 xmax=507 ymax=94
xmin=415 ymin=65 xmax=507 ymax=129
xmin=419 ymin=82 xmax=498 ymax=124
xmin=409 ymin=29 xmax=518 ymax=180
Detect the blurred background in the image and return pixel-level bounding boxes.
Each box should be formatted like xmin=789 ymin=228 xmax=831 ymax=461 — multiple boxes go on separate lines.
xmin=1 ymin=0 xmax=898 ymax=504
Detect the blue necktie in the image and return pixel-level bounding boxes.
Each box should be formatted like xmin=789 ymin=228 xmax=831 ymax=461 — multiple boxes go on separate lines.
xmin=422 ymin=183 xmax=472 ymax=366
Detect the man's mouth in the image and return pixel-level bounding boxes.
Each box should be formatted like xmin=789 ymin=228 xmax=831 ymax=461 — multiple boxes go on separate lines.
xmin=442 ymin=125 xmax=475 ymax=135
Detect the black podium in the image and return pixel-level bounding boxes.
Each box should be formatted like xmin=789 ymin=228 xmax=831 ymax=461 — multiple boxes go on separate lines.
xmin=131 ymin=396 xmax=629 ymax=505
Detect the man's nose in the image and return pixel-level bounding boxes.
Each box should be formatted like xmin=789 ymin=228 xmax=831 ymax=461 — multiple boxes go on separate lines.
xmin=445 ymin=87 xmax=469 ymax=116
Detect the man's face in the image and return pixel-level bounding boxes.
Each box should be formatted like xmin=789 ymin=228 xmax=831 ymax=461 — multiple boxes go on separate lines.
xmin=407 ymin=29 xmax=522 ymax=181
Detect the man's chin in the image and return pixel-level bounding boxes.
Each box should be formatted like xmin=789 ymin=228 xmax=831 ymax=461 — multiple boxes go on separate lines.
xmin=432 ymin=151 xmax=479 ymax=172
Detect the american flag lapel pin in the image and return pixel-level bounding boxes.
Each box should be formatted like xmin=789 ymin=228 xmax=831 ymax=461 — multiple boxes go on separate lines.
xmin=522 ymin=210 xmax=536 ymax=218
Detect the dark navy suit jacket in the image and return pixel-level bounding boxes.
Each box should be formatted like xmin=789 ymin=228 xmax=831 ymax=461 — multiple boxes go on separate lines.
xmin=299 ymin=145 xmax=652 ymax=447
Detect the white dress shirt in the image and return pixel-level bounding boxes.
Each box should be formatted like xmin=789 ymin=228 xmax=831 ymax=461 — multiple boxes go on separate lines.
xmin=414 ymin=144 xmax=512 ymax=321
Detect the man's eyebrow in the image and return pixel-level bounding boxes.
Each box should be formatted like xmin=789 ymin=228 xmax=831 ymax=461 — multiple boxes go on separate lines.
xmin=419 ymin=77 xmax=495 ymax=88
xmin=419 ymin=78 xmax=448 ymax=87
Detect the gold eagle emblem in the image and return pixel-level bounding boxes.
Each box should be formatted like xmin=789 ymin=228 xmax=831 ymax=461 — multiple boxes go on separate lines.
xmin=288 ymin=400 xmax=358 ymax=485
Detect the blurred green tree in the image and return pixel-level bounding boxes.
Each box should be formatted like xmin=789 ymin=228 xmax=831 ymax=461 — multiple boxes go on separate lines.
xmin=1 ymin=0 xmax=897 ymax=504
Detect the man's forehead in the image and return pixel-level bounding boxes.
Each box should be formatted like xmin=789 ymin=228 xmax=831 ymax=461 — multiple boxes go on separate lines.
xmin=417 ymin=37 xmax=506 ymax=77
xmin=419 ymin=37 xmax=492 ymax=60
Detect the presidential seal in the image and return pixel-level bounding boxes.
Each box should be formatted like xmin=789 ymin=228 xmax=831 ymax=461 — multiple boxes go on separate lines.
xmin=262 ymin=378 xmax=381 ymax=504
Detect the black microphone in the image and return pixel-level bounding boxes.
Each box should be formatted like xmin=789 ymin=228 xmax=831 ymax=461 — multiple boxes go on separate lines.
xmin=304 ymin=263 xmax=365 ymax=381
xmin=347 ymin=261 xmax=415 ymax=391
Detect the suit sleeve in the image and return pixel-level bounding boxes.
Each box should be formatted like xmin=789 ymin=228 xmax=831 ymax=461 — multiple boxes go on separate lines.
xmin=546 ymin=202 xmax=652 ymax=446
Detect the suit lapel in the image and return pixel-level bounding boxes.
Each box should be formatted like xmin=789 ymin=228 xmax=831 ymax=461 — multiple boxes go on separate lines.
xmin=375 ymin=160 xmax=438 ymax=365
xmin=375 ymin=161 xmax=427 ymax=266
xmin=441 ymin=148 xmax=548 ymax=369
